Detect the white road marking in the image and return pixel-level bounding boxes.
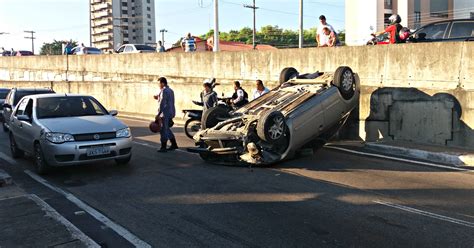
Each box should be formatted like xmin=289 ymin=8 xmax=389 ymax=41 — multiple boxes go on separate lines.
xmin=132 ymin=140 xmax=199 ymax=156
xmin=27 ymin=194 xmax=101 ymax=248
xmin=24 ymin=170 xmax=152 ymax=248
xmin=324 ymin=145 xmax=471 ymax=172
xmin=374 ymin=200 xmax=474 ymax=228
xmin=0 ymin=151 xmax=19 ymax=165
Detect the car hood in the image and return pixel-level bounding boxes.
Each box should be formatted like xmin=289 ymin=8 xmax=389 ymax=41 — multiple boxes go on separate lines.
xmin=39 ymin=115 xmax=127 ymax=134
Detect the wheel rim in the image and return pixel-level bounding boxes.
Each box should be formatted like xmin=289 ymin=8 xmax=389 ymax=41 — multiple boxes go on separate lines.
xmin=35 ymin=145 xmax=43 ymax=168
xmin=269 ymin=116 xmax=285 ymax=140
xmin=342 ymin=70 xmax=354 ymax=91
xmin=187 ymin=120 xmax=201 ymax=137
xmin=10 ymin=136 xmax=16 ymax=151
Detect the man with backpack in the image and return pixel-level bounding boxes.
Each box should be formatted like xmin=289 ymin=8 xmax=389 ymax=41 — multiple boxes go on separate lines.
xmin=374 ymin=14 xmax=403 ymax=44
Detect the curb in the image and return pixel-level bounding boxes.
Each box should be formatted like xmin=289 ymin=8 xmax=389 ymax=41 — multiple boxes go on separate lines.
xmin=0 ymin=169 xmax=13 ymax=186
xmin=365 ymin=143 xmax=474 ymax=168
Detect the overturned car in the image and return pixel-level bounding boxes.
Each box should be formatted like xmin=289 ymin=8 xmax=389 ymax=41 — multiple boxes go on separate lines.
xmin=190 ymin=66 xmax=360 ymax=165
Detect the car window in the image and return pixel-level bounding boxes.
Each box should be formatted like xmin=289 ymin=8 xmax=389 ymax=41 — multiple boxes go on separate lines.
xmin=135 ymin=45 xmax=155 ymax=51
xmin=124 ymin=46 xmax=133 ymax=52
xmin=117 ymin=46 xmax=125 ymax=53
xmin=449 ymin=21 xmax=474 ymax=39
xmin=24 ymin=99 xmax=33 ymax=118
xmin=14 ymin=90 xmax=55 ymax=105
xmin=15 ymin=98 xmax=28 ymax=116
xmin=416 ymin=22 xmax=449 ymax=40
xmin=0 ymin=90 xmax=9 ymax=99
xmin=86 ymin=48 xmax=102 ymax=54
xmin=36 ymin=96 xmax=108 ymax=119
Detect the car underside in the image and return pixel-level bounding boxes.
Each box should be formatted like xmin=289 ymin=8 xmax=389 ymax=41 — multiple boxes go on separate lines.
xmin=190 ymin=66 xmax=360 ymax=165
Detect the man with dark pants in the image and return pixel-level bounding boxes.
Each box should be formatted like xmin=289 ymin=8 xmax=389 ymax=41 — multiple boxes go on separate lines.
xmin=154 ymin=77 xmax=178 ymax=152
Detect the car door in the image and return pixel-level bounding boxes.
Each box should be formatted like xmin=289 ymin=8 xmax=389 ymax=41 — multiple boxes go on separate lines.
xmin=413 ymin=22 xmax=450 ymax=42
xmin=10 ymin=98 xmax=29 ymax=150
xmin=16 ymin=99 xmax=36 ymax=153
xmin=447 ymin=20 xmax=474 ymax=41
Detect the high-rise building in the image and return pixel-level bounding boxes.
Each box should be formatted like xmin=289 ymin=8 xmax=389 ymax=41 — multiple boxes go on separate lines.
xmin=345 ymin=0 xmax=474 ymax=45
xmin=90 ymin=0 xmax=157 ymax=52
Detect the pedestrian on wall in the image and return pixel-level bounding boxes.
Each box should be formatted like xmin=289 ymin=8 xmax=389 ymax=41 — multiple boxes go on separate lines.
xmin=316 ymin=15 xmax=336 ymax=47
xmin=252 ymin=80 xmax=270 ymax=100
xmin=154 ymin=77 xmax=178 ymax=152
xmin=157 ymin=41 xmax=166 ymax=53
xmin=64 ymin=42 xmax=73 ymax=55
xmin=0 ymin=47 xmax=5 ymax=56
xmin=181 ymin=33 xmax=196 ymax=52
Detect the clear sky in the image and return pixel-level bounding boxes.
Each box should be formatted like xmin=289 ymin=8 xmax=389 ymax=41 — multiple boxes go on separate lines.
xmin=0 ymin=0 xmax=345 ymax=52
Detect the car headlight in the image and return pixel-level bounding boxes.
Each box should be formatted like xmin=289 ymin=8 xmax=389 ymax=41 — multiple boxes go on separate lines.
xmin=45 ymin=132 xmax=75 ymax=144
xmin=116 ymin=127 xmax=131 ymax=138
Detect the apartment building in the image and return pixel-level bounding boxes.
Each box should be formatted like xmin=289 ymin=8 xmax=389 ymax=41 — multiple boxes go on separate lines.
xmin=90 ymin=0 xmax=157 ymax=52
xmin=345 ymin=0 xmax=474 ymax=45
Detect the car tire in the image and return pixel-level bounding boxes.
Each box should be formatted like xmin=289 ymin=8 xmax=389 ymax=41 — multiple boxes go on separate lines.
xmin=201 ymin=106 xmax=231 ymax=130
xmin=115 ymin=155 xmax=132 ymax=166
xmin=9 ymin=134 xmax=24 ymax=159
xmin=333 ymin=66 xmax=355 ymax=100
xmin=34 ymin=143 xmax=49 ymax=175
xmin=184 ymin=119 xmax=201 ymax=139
xmin=279 ymin=67 xmax=299 ymax=85
xmin=257 ymin=111 xmax=287 ymax=143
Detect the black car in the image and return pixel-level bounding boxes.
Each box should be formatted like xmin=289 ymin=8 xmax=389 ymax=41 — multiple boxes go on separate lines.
xmin=2 ymin=88 xmax=55 ymax=132
xmin=0 ymin=88 xmax=10 ymax=123
xmin=409 ymin=19 xmax=474 ymax=43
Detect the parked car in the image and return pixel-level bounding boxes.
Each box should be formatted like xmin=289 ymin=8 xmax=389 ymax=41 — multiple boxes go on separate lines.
xmin=0 ymin=88 xmax=10 ymax=124
xmin=189 ymin=66 xmax=360 ymax=165
xmin=14 ymin=51 xmax=34 ymax=56
xmin=2 ymin=88 xmax=55 ymax=132
xmin=71 ymin=46 xmax=103 ymax=55
xmin=8 ymin=94 xmax=132 ymax=174
xmin=116 ymin=44 xmax=156 ymax=54
xmin=409 ymin=19 xmax=474 ymax=43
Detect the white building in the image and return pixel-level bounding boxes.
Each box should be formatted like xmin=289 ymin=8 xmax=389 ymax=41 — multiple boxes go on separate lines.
xmin=345 ymin=0 xmax=474 ymax=46
xmin=90 ymin=0 xmax=157 ymax=52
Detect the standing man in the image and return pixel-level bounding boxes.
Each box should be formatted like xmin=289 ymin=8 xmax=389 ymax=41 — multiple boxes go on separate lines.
xmin=181 ymin=33 xmax=196 ymax=52
xmin=316 ymin=15 xmax=335 ymax=47
xmin=154 ymin=77 xmax=178 ymax=152
xmin=157 ymin=41 xmax=166 ymax=53
xmin=252 ymin=80 xmax=270 ymax=100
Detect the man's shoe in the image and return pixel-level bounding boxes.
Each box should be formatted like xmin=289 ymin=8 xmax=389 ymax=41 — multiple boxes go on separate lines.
xmin=158 ymin=147 xmax=168 ymax=153
xmin=158 ymin=142 xmax=168 ymax=153
xmin=168 ymin=139 xmax=179 ymax=151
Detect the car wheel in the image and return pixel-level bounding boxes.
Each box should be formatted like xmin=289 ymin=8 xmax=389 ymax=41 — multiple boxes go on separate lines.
xmin=115 ymin=155 xmax=132 ymax=166
xmin=184 ymin=119 xmax=201 ymax=139
xmin=257 ymin=111 xmax=287 ymax=143
xmin=201 ymin=106 xmax=231 ymax=130
xmin=333 ymin=66 xmax=355 ymax=100
xmin=34 ymin=143 xmax=49 ymax=175
xmin=9 ymin=134 xmax=24 ymax=158
xmin=279 ymin=67 xmax=299 ymax=85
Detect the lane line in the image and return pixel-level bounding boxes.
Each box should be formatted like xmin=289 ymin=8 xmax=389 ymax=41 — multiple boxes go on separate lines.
xmin=132 ymin=140 xmax=199 ymax=156
xmin=27 ymin=194 xmax=101 ymax=248
xmin=0 ymin=151 xmax=19 ymax=165
xmin=324 ymin=145 xmax=471 ymax=172
xmin=374 ymin=200 xmax=474 ymax=228
xmin=24 ymin=170 xmax=152 ymax=248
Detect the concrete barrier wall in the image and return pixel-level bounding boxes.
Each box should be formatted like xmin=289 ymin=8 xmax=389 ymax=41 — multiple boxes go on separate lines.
xmin=1 ymin=42 xmax=473 ymax=148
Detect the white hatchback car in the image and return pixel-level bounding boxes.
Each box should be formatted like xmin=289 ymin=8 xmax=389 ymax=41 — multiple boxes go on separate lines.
xmin=116 ymin=44 xmax=156 ymax=54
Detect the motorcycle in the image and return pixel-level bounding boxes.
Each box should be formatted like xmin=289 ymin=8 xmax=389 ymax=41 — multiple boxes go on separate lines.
xmin=183 ymin=108 xmax=203 ymax=139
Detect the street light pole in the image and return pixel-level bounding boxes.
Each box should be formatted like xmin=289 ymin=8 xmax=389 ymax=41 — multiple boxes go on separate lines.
xmin=299 ymin=0 xmax=303 ymax=48
xmin=159 ymin=29 xmax=168 ymax=45
xmin=244 ymin=0 xmax=259 ymax=49
xmin=213 ymin=0 xmax=219 ymax=52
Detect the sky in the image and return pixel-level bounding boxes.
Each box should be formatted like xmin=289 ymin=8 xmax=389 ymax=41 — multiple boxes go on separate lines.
xmin=0 ymin=0 xmax=345 ymax=52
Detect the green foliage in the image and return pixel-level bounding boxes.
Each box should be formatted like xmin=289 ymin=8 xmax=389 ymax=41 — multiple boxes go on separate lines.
xmin=39 ymin=40 xmax=77 ymax=55
xmin=198 ymin=26 xmax=345 ymax=48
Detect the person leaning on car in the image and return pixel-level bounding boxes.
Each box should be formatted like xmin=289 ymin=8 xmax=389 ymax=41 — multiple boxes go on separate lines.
xmin=232 ymin=81 xmax=249 ymax=108
xmin=194 ymin=80 xmax=218 ymax=112
xmin=154 ymin=77 xmax=178 ymax=153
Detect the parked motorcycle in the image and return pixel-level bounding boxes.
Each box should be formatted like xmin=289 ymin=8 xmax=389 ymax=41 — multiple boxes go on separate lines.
xmin=183 ymin=108 xmax=203 ymax=139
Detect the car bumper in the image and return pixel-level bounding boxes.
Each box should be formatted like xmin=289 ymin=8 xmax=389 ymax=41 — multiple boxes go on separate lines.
xmin=40 ymin=137 xmax=133 ymax=167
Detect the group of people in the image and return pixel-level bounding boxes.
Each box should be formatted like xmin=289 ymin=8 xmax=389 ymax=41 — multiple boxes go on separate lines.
xmin=152 ymin=78 xmax=270 ymax=152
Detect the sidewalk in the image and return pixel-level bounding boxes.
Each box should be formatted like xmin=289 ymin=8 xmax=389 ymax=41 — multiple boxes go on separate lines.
xmin=328 ymin=140 xmax=474 ymax=168
xmin=0 ymin=171 xmax=99 ymax=248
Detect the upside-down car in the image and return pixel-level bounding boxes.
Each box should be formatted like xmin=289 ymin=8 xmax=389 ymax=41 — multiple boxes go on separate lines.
xmin=189 ymin=66 xmax=360 ymax=165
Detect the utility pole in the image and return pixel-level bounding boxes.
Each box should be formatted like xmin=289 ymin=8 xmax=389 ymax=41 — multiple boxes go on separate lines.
xmin=299 ymin=0 xmax=303 ymax=48
xmin=244 ymin=0 xmax=259 ymax=49
xmin=159 ymin=29 xmax=168 ymax=45
xmin=213 ymin=0 xmax=219 ymax=52
xmin=24 ymin=31 xmax=36 ymax=54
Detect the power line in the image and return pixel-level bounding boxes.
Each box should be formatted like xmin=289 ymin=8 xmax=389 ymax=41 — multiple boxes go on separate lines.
xmin=24 ymin=30 xmax=36 ymax=54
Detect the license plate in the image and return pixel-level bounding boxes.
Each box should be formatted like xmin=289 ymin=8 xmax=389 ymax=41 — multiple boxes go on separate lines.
xmin=86 ymin=146 xmax=111 ymax=157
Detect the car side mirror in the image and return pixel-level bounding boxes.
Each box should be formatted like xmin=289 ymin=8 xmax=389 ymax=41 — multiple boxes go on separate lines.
xmin=17 ymin=115 xmax=31 ymax=122
xmin=2 ymin=103 xmax=11 ymax=109
xmin=109 ymin=110 xmax=118 ymax=116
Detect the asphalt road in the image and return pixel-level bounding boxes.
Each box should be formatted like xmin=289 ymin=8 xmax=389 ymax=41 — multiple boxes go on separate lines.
xmin=1 ymin=117 xmax=474 ymax=247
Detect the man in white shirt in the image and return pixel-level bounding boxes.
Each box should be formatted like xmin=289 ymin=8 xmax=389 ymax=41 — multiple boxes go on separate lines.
xmin=253 ymin=80 xmax=270 ymax=100
xmin=316 ymin=15 xmax=335 ymax=47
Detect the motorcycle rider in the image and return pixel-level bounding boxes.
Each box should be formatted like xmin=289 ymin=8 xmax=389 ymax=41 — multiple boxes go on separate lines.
xmin=194 ymin=80 xmax=218 ymax=112
xmin=231 ymin=81 xmax=249 ymax=108
xmin=374 ymin=14 xmax=403 ymax=44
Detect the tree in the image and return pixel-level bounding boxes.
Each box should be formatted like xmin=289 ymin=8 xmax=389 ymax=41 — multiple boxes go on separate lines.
xmin=40 ymin=40 xmax=77 ymax=55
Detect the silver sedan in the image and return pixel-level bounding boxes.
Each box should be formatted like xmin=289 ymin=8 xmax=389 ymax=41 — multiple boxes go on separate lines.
xmin=8 ymin=94 xmax=132 ymax=174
